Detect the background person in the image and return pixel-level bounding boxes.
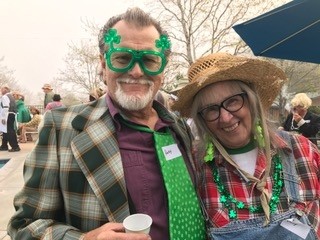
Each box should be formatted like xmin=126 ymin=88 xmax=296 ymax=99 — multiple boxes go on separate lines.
xmin=18 ymin=106 xmax=42 ymax=143
xmin=154 ymin=90 xmax=171 ymax=110
xmin=7 ymin=8 xmax=205 ymax=240
xmin=280 ymin=93 xmax=320 ymax=145
xmin=45 ymin=94 xmax=65 ymax=111
xmin=89 ymin=87 xmax=106 ymax=102
xmin=0 ymin=95 xmax=3 ymax=134
xmin=172 ymin=53 xmax=320 ymax=239
xmin=0 ymin=85 xmax=20 ymax=152
xmin=12 ymin=91 xmax=31 ymax=124
xmin=42 ymin=83 xmax=54 ymax=108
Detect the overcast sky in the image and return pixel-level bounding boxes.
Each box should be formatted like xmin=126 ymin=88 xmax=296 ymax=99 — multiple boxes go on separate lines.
xmin=0 ymin=0 xmax=146 ymax=94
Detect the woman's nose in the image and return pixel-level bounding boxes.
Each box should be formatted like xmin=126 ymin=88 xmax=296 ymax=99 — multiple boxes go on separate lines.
xmin=219 ymin=108 xmax=233 ymax=122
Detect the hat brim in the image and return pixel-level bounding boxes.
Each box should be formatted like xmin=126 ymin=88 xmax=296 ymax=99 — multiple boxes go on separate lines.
xmin=172 ymin=54 xmax=287 ymax=118
xmin=42 ymin=84 xmax=53 ymax=90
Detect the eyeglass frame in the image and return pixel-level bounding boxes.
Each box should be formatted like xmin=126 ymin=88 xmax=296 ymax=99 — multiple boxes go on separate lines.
xmin=104 ymin=47 xmax=167 ymax=76
xmin=198 ymin=92 xmax=248 ymax=122
xmin=103 ymin=28 xmax=170 ymax=76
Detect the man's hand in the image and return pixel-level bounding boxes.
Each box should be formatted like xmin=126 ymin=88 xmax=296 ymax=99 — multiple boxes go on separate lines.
xmin=83 ymin=222 xmax=151 ymax=240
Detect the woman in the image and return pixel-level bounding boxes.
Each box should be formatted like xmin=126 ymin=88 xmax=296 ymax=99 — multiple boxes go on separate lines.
xmin=12 ymin=91 xmax=31 ymax=123
xmin=45 ymin=94 xmax=65 ymax=111
xmin=172 ymin=53 xmax=320 ymax=239
xmin=18 ymin=106 xmax=42 ymax=143
xmin=281 ymin=93 xmax=320 ymax=145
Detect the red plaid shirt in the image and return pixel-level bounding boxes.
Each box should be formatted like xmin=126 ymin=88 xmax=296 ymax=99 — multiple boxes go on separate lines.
xmin=198 ymin=134 xmax=320 ymax=237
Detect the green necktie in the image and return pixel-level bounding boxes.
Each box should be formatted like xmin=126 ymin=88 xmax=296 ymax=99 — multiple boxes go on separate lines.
xmin=121 ymin=120 xmax=206 ymax=239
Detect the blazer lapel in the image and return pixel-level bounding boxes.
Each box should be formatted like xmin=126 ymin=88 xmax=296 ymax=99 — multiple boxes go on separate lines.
xmin=70 ymin=98 xmax=130 ymax=222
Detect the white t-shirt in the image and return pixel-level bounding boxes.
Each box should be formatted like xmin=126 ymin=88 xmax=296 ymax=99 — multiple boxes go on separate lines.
xmin=230 ymin=148 xmax=258 ymax=176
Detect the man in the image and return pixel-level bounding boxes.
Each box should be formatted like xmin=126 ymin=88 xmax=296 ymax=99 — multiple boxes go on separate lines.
xmin=42 ymin=83 xmax=54 ymax=108
xmin=0 ymin=85 xmax=20 ymax=152
xmin=7 ymin=8 xmax=205 ymax=240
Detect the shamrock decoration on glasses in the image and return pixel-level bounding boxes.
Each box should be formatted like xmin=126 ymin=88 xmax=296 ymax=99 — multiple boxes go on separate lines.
xmin=104 ymin=28 xmax=121 ymax=48
xmin=155 ymin=35 xmax=171 ymax=52
xmin=104 ymin=28 xmax=171 ymax=52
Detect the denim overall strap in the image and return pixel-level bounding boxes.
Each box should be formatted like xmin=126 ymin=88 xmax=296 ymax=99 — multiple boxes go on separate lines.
xmin=276 ymin=131 xmax=317 ymax=238
xmin=120 ymin=119 xmax=206 ymax=239
xmin=277 ymin=130 xmax=301 ymax=202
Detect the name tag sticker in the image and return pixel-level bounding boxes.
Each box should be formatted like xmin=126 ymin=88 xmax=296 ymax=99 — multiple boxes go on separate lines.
xmin=280 ymin=218 xmax=311 ymax=239
xmin=162 ymin=144 xmax=182 ymax=161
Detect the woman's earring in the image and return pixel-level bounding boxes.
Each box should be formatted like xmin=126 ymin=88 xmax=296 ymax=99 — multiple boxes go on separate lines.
xmin=204 ymin=142 xmax=214 ymax=162
xmin=255 ymin=120 xmax=265 ymax=148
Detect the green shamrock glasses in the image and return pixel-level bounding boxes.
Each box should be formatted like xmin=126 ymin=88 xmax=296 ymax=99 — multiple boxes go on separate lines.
xmin=104 ymin=29 xmax=171 ymax=76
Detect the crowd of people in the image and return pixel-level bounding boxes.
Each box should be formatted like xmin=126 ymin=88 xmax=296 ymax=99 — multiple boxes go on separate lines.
xmin=0 ymin=83 xmax=66 ymax=151
xmin=2 ymin=6 xmax=320 ymax=240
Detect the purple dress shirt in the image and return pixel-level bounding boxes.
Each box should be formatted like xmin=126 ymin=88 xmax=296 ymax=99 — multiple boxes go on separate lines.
xmin=106 ymin=95 xmax=192 ymax=240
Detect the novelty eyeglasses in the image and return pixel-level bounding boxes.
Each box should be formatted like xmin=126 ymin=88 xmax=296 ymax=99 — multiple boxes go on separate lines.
xmin=198 ymin=92 xmax=247 ymax=122
xmin=104 ymin=29 xmax=171 ymax=76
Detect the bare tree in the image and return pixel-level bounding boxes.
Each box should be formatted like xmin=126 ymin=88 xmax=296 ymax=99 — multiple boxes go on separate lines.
xmin=279 ymin=61 xmax=320 ymax=94
xmin=145 ymin=0 xmax=288 ymax=90
xmin=54 ymin=17 xmax=107 ymax=103
xmin=56 ymin=39 xmax=102 ymax=96
xmin=0 ymin=57 xmax=18 ymax=88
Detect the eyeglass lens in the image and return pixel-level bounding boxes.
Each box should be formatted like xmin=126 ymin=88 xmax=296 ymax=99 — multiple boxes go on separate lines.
xmin=199 ymin=92 xmax=246 ymax=122
xmin=109 ymin=51 xmax=162 ymax=73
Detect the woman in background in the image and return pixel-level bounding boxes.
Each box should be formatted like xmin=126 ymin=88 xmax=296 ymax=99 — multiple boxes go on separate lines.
xmin=280 ymin=93 xmax=320 ymax=145
xmin=18 ymin=106 xmax=42 ymax=143
xmin=45 ymin=94 xmax=65 ymax=112
xmin=12 ymin=91 xmax=31 ymax=124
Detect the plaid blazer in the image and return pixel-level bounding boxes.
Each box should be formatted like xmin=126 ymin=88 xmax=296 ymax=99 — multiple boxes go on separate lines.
xmin=7 ymin=97 xmax=194 ymax=240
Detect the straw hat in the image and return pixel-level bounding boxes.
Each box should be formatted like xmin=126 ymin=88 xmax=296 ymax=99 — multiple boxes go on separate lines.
xmin=172 ymin=53 xmax=287 ymax=117
xmin=42 ymin=83 xmax=53 ymax=90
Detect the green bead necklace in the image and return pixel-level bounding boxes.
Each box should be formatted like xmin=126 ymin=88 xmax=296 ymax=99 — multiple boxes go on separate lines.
xmin=211 ymin=154 xmax=284 ymax=220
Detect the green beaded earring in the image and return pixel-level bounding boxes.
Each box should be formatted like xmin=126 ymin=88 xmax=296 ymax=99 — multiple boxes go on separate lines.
xmin=254 ymin=120 xmax=265 ymax=148
xmin=204 ymin=142 xmax=214 ymax=162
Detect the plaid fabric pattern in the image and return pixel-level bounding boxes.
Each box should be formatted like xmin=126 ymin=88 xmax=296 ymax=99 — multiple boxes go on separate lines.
xmin=7 ymin=97 xmax=194 ymax=240
xmin=198 ymin=133 xmax=320 ymax=237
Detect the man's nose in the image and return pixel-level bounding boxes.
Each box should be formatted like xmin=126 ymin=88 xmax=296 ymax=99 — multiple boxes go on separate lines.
xmin=128 ymin=62 xmax=144 ymax=78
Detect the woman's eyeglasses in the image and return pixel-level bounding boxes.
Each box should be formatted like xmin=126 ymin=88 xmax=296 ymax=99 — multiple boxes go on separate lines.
xmin=198 ymin=92 xmax=247 ymax=122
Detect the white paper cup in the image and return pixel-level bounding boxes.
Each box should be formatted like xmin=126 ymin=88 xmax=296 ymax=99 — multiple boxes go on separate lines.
xmin=123 ymin=213 xmax=152 ymax=234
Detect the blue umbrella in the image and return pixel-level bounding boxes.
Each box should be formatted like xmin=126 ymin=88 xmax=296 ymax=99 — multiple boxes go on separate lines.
xmin=233 ymin=0 xmax=320 ymax=64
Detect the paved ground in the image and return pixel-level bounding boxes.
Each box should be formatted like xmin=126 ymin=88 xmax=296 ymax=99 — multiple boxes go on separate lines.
xmin=0 ymin=142 xmax=35 ymax=240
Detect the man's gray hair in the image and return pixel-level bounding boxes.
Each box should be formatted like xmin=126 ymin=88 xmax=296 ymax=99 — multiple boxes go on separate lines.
xmin=98 ymin=7 xmax=171 ymax=58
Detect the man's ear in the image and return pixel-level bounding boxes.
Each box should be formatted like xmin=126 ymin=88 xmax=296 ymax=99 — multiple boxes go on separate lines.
xmin=99 ymin=54 xmax=108 ymax=86
xmin=99 ymin=54 xmax=106 ymax=69
xmin=160 ymin=76 xmax=165 ymax=87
